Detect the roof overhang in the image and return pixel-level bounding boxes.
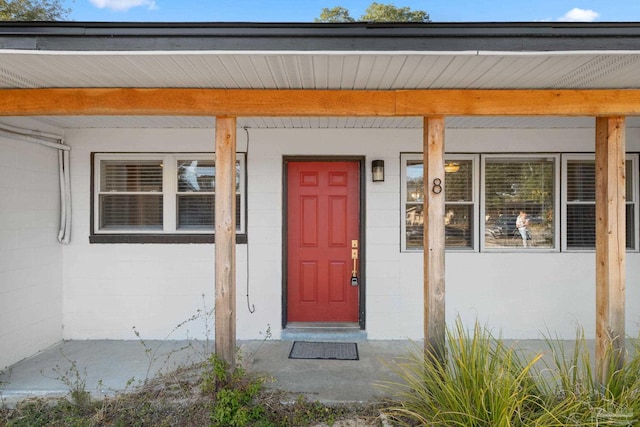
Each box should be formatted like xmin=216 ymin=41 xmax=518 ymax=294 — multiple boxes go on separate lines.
xmin=1 ymin=22 xmax=640 ymax=130
xmin=3 ymin=21 xmax=640 ymax=52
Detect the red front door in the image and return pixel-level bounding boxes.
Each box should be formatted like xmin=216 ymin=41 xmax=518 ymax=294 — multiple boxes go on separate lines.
xmin=287 ymin=161 xmax=360 ymax=323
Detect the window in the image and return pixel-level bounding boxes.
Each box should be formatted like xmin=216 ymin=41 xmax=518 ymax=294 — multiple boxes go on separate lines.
xmin=563 ymin=154 xmax=638 ymax=251
xmin=94 ymin=153 xmax=246 ymax=240
xmin=482 ymin=156 xmax=558 ymax=251
xmin=401 ymin=154 xmax=477 ymax=251
xmin=99 ymin=159 xmax=164 ymax=230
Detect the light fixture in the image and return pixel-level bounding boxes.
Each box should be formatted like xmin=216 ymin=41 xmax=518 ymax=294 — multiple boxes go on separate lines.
xmin=372 ymin=160 xmax=385 ymax=182
xmin=444 ymin=162 xmax=460 ymax=173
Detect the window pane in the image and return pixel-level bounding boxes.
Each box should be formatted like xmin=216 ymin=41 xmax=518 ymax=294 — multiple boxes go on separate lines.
xmin=176 ymin=194 xmax=242 ymax=230
xmin=567 ymin=160 xmax=595 ymax=202
xmin=177 ymin=195 xmax=214 ymax=229
xmin=405 ymin=157 xmax=474 ymax=250
xmin=177 ymin=160 xmax=215 ymax=192
xmin=484 ymin=158 xmax=555 ymax=249
xmin=566 ymin=204 xmax=595 ymax=248
xmin=446 ymin=160 xmax=473 ymax=202
xmin=445 ymin=204 xmax=473 ymax=248
xmin=100 ymin=160 xmax=163 ymax=192
xmin=626 ymin=160 xmax=634 ymax=201
xmin=566 ymin=159 xmax=633 ymax=250
xmin=100 ymin=194 xmax=163 ymax=229
xmin=405 ymin=203 xmax=424 ymax=250
xmin=627 ymin=204 xmax=635 ymax=250
xmin=406 ymin=161 xmax=423 ymax=203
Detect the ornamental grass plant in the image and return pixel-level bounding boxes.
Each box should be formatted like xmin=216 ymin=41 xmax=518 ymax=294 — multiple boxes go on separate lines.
xmin=382 ymin=319 xmax=640 ymax=426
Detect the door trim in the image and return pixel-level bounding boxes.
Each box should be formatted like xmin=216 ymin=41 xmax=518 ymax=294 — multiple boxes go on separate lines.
xmin=282 ymin=156 xmax=366 ymax=330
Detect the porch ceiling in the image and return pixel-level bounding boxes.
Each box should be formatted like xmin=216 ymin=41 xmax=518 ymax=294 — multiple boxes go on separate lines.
xmin=2 ymin=22 xmax=640 ymax=130
xmin=3 ymin=115 xmax=640 ymax=131
xmin=2 ymin=52 xmax=640 ymax=91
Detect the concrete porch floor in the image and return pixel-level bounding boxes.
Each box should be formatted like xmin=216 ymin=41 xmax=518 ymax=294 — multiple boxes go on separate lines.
xmin=1 ymin=338 xmax=602 ymax=407
xmin=0 ymin=339 xmax=423 ymax=407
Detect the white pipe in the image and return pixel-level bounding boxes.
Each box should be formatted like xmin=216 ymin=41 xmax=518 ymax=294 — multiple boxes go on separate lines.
xmin=0 ymin=125 xmax=70 ymax=151
xmin=57 ymin=151 xmax=66 ymax=242
xmin=0 ymin=122 xmax=66 ymax=141
xmin=0 ymin=122 xmax=71 ymax=244
xmin=62 ymin=149 xmax=72 ymax=244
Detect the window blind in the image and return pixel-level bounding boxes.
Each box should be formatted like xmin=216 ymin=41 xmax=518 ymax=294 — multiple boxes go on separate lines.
xmin=404 ymin=157 xmax=474 ymax=250
xmin=99 ymin=160 xmax=163 ymax=230
xmin=566 ymin=159 xmax=634 ymax=250
xmin=484 ymin=157 xmax=555 ymax=249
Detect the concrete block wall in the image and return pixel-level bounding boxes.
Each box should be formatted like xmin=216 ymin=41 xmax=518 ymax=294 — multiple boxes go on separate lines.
xmin=62 ymin=129 xmax=249 ymax=341
xmin=0 ymin=135 xmax=63 ymax=369
xmin=58 ymin=126 xmax=640 ymax=343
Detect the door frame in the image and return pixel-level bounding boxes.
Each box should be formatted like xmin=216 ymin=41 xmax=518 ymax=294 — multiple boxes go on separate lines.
xmin=282 ymin=156 xmax=366 ymax=330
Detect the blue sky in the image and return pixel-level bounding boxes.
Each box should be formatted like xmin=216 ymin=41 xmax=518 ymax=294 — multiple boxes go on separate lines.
xmin=64 ymin=0 xmax=640 ymax=22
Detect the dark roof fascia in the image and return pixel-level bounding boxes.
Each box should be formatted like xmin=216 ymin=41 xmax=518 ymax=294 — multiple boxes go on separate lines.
xmin=1 ymin=21 xmax=640 ymax=52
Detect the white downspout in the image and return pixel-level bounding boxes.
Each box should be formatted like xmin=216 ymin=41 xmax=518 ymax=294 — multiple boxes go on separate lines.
xmin=0 ymin=122 xmax=71 ymax=244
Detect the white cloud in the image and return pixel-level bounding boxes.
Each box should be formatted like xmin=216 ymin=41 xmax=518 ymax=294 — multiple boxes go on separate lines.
xmin=558 ymin=8 xmax=599 ymax=22
xmin=89 ymin=0 xmax=158 ymax=12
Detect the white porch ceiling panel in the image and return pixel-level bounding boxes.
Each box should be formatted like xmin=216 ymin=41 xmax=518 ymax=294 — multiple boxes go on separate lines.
xmin=6 ymin=115 xmax=640 ymax=130
xmin=2 ymin=52 xmax=640 ymax=90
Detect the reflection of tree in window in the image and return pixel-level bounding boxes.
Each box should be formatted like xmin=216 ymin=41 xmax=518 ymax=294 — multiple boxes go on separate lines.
xmin=484 ymin=158 xmax=555 ymax=249
xmin=176 ymin=159 xmax=242 ymax=230
xmin=444 ymin=160 xmax=473 ymax=248
xmin=177 ymin=160 xmax=215 ymax=229
xmin=404 ymin=158 xmax=474 ymax=250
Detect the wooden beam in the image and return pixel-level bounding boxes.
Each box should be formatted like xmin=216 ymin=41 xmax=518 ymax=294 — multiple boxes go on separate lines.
xmin=595 ymin=116 xmax=626 ymax=385
xmin=423 ymin=116 xmax=446 ymax=362
xmin=0 ymin=88 xmax=395 ymax=117
xmin=396 ymin=90 xmax=640 ymax=116
xmin=215 ymin=116 xmax=237 ymax=370
xmin=2 ymin=88 xmax=640 ymax=117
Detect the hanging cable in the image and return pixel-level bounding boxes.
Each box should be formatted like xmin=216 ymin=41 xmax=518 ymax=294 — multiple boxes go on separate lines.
xmin=0 ymin=122 xmax=71 ymax=244
xmin=243 ymin=127 xmax=255 ymax=314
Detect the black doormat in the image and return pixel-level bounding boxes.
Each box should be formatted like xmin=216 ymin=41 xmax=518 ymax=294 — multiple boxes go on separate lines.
xmin=288 ymin=341 xmax=359 ymax=360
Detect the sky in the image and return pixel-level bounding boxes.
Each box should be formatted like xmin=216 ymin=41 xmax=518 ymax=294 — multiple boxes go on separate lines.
xmin=63 ymin=0 xmax=640 ymax=23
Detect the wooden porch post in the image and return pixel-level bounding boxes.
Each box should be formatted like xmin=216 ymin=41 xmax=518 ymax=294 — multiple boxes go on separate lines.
xmin=595 ymin=116 xmax=626 ymax=384
xmin=423 ymin=116 xmax=446 ymax=362
xmin=215 ymin=116 xmax=237 ymax=370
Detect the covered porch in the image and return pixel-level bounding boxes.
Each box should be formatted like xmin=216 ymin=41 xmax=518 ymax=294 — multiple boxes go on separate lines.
xmin=0 ymin=22 xmax=639 ymax=385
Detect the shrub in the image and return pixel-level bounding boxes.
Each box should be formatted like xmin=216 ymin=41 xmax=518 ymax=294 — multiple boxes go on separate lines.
xmin=383 ymin=318 xmax=544 ymax=426
xmin=382 ymin=319 xmax=640 ymax=426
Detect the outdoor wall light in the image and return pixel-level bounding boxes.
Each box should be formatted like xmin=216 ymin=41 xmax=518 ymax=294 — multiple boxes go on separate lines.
xmin=444 ymin=162 xmax=460 ymax=173
xmin=372 ymin=160 xmax=385 ymax=182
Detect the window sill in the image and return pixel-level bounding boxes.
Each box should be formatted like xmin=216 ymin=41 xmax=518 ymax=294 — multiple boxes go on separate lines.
xmin=89 ymin=234 xmax=248 ymax=244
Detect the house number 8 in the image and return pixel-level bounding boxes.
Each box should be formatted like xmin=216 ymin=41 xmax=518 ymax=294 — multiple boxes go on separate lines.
xmin=432 ymin=178 xmax=442 ymax=194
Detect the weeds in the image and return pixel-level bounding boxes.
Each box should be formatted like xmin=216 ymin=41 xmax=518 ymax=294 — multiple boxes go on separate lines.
xmin=41 ymin=350 xmax=92 ymax=414
xmin=133 ymin=293 xmax=215 ymax=385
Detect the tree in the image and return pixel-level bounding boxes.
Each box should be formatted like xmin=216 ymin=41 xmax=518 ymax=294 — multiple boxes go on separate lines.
xmin=315 ymin=6 xmax=354 ymax=23
xmin=315 ymin=2 xmax=430 ymax=23
xmin=0 ymin=0 xmax=70 ymax=21
xmin=361 ymin=2 xmax=430 ymax=22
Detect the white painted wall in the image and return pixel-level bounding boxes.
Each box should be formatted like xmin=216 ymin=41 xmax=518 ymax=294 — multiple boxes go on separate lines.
xmin=60 ymin=126 xmax=640 ymax=344
xmin=0 ymin=135 xmax=63 ymax=369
